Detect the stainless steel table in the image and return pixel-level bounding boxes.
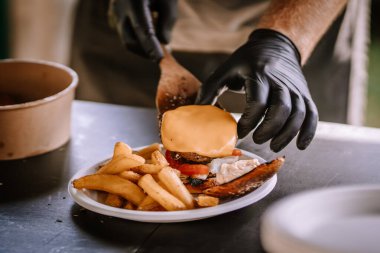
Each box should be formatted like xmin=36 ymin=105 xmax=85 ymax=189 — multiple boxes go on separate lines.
xmin=1 ymin=100 xmax=380 ymax=253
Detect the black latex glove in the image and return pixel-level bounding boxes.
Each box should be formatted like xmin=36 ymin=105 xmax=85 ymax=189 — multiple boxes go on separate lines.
xmin=197 ymin=29 xmax=318 ymax=152
xmin=108 ymin=0 xmax=177 ymax=61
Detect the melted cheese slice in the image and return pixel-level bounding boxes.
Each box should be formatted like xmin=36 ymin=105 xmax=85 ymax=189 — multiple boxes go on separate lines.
xmin=161 ymin=105 xmax=237 ymax=157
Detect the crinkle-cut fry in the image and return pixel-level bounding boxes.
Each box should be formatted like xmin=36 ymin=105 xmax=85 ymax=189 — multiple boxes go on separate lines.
xmin=97 ymin=154 xmax=145 ymax=174
xmin=131 ymin=164 xmax=163 ymax=174
xmin=105 ymin=193 xmax=124 ymax=208
xmin=119 ymin=170 xmax=141 ymax=183
xmin=196 ymin=194 xmax=219 ymax=207
xmin=123 ymin=201 xmax=136 ymax=210
xmin=158 ymin=167 xmax=194 ymax=209
xmin=73 ymin=174 xmax=146 ymax=205
xmin=151 ymin=150 xmax=169 ymax=166
xmin=138 ymin=174 xmax=186 ymax=211
xmin=135 ymin=143 xmax=161 ymax=159
xmin=113 ymin=142 xmax=132 ymax=157
xmin=137 ymin=195 xmax=165 ymax=211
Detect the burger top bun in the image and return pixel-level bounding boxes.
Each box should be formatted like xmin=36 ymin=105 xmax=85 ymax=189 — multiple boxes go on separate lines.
xmin=161 ymin=105 xmax=237 ymax=158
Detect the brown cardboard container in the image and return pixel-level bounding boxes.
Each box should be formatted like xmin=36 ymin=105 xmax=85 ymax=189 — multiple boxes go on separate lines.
xmin=0 ymin=59 xmax=78 ymax=160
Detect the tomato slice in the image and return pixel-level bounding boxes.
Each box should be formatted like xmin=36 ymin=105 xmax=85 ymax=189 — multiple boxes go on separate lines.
xmin=177 ymin=164 xmax=209 ymax=176
xmin=232 ymin=149 xmax=242 ymax=156
xmin=165 ymin=150 xmax=181 ymax=169
xmin=165 ymin=150 xmax=209 ymax=176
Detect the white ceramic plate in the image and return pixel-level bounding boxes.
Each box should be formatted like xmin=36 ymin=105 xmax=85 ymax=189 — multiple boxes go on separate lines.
xmin=68 ymin=147 xmax=277 ymax=223
xmin=261 ymin=185 xmax=380 ymax=253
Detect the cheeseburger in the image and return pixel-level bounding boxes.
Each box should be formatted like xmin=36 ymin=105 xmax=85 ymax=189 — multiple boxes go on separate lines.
xmin=160 ymin=105 xmax=284 ymax=198
xmin=161 ymin=105 xmax=238 ymax=163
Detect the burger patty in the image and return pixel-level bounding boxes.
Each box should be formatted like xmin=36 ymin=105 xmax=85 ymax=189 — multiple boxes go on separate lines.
xmin=171 ymin=151 xmax=213 ymax=164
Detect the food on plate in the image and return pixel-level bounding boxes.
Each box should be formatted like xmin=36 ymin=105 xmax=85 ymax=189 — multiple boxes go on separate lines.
xmin=119 ymin=170 xmax=141 ymax=182
xmin=196 ymin=194 xmax=219 ymax=207
xmin=203 ymin=157 xmax=284 ymax=198
xmin=151 ymin=150 xmax=169 ymax=166
xmin=97 ymin=153 xmax=145 ymax=174
xmin=113 ymin=141 xmax=132 ymax=157
xmin=72 ymin=174 xmax=146 ymax=205
xmin=123 ymin=202 xmax=135 ymax=210
xmin=135 ymin=143 xmax=160 ymax=159
xmin=138 ymin=174 xmax=186 ymax=211
xmin=158 ymin=167 xmax=194 ymax=209
xmin=105 ymin=193 xmax=124 ymax=208
xmin=160 ymin=105 xmax=284 ymax=198
xmin=138 ymin=196 xmax=164 ymax=211
xmin=131 ymin=164 xmax=164 ymax=174
xmin=72 ymin=105 xmax=284 ymax=212
xmin=161 ymin=105 xmax=238 ymax=163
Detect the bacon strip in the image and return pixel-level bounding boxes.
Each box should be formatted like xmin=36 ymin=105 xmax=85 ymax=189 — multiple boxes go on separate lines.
xmin=202 ymin=157 xmax=285 ymax=198
xmin=185 ymin=178 xmax=217 ymax=193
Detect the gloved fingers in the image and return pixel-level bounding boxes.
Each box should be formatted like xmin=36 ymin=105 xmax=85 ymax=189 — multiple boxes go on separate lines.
xmin=252 ymin=83 xmax=292 ymax=144
xmin=237 ymin=76 xmax=269 ymax=138
xmin=297 ymin=98 xmax=319 ymax=149
xmin=154 ymin=0 xmax=178 ymax=43
xmin=126 ymin=0 xmax=163 ymax=61
xmin=119 ymin=18 xmax=147 ymax=57
xmin=108 ymin=0 xmax=125 ymax=28
xmin=270 ymin=93 xmax=306 ymax=152
xmin=196 ymin=64 xmax=232 ymax=105
xmin=109 ymin=0 xmax=141 ymax=53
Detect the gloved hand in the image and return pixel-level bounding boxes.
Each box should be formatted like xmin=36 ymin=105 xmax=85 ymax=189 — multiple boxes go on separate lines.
xmin=108 ymin=0 xmax=178 ymax=61
xmin=196 ymin=29 xmax=318 ymax=152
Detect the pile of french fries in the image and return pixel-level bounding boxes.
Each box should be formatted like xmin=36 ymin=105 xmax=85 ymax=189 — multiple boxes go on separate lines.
xmin=72 ymin=142 xmax=219 ymax=211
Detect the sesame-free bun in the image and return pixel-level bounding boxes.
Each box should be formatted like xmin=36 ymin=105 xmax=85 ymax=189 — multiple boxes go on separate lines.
xmin=161 ymin=105 xmax=237 ymax=158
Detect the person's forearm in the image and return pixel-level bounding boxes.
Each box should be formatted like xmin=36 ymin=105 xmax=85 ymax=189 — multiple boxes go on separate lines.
xmin=256 ymin=0 xmax=347 ymax=64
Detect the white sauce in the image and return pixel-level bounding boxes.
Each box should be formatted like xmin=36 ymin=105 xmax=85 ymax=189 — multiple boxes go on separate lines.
xmin=209 ymin=156 xmax=239 ymax=174
xmin=216 ymin=159 xmax=260 ymax=185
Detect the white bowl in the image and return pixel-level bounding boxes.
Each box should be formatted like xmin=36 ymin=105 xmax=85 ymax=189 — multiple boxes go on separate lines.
xmin=261 ymin=185 xmax=380 ymax=253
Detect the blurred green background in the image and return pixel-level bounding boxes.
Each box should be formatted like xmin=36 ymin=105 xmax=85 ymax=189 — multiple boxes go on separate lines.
xmin=366 ymin=0 xmax=380 ymax=127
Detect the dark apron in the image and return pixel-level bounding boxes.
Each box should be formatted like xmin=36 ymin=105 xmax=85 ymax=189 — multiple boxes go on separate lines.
xmin=70 ymin=0 xmax=355 ymax=123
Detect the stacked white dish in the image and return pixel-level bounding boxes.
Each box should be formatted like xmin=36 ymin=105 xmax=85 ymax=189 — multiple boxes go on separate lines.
xmin=261 ymin=185 xmax=380 ymax=253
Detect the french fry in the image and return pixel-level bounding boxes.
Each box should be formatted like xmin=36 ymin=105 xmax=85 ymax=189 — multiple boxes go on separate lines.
xmin=145 ymin=159 xmax=153 ymax=164
xmin=172 ymin=168 xmax=181 ymax=178
xmin=138 ymin=174 xmax=186 ymax=211
xmin=137 ymin=195 xmax=164 ymax=211
xmin=158 ymin=167 xmax=194 ymax=209
xmin=157 ymin=180 xmax=169 ymax=191
xmin=151 ymin=150 xmax=169 ymax=166
xmin=104 ymin=193 xmax=124 ymax=208
xmin=97 ymin=154 xmax=145 ymax=174
xmin=123 ymin=201 xmax=136 ymax=210
xmin=131 ymin=164 xmax=163 ymax=174
xmin=113 ymin=142 xmax=132 ymax=157
xmin=196 ymin=194 xmax=219 ymax=207
xmin=73 ymin=174 xmax=146 ymax=205
xmin=135 ymin=143 xmax=160 ymax=159
xmin=152 ymin=174 xmax=161 ymax=182
xmin=119 ymin=170 xmax=141 ymax=182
